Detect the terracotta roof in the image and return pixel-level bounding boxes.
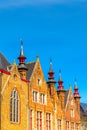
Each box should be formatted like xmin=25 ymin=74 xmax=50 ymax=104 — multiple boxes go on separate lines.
xmin=0 ymin=52 xmax=10 ymax=70
xmin=26 ymin=62 xmax=36 ymax=80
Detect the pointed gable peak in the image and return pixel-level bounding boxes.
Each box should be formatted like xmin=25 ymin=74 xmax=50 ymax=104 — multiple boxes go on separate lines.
xmin=69 ymin=84 xmax=72 ymax=90
xmin=12 ymin=61 xmax=17 ymax=69
xmin=13 ymin=59 xmax=16 ymax=65
xmin=36 ymin=55 xmax=40 ymax=62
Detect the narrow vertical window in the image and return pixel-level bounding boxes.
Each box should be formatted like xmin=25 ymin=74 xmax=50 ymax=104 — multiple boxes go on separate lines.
xmin=33 ymin=91 xmax=38 ymax=102
xmin=10 ymin=88 xmax=19 ymax=123
xmin=58 ymin=119 xmax=61 ymax=130
xmin=40 ymin=93 xmax=45 ymax=104
xmin=46 ymin=113 xmax=51 ymax=130
xmin=76 ymin=123 xmax=79 ymax=130
xmin=71 ymin=122 xmax=74 ymax=130
xmin=37 ymin=111 xmax=42 ymax=130
xmin=66 ymin=121 xmax=69 ymax=130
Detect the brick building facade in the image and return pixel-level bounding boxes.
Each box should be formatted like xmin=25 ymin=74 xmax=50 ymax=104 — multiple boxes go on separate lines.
xmin=0 ymin=42 xmax=81 ymax=130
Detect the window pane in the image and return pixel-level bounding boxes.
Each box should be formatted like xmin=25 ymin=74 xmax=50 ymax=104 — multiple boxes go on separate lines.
xmin=10 ymin=88 xmax=19 ymax=123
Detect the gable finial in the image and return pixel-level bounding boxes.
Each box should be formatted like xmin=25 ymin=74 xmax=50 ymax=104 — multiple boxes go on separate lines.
xmin=74 ymin=79 xmax=80 ymax=98
xmin=36 ymin=55 xmax=40 ymax=62
xmin=74 ymin=78 xmax=78 ymax=88
xmin=58 ymin=70 xmax=64 ymax=91
xmin=13 ymin=59 xmax=16 ymax=64
xmin=20 ymin=38 xmax=24 ymax=56
xmin=20 ymin=38 xmax=23 ymax=45
xmin=59 ymin=69 xmax=62 ymax=81
xmin=18 ymin=39 xmax=27 ymax=65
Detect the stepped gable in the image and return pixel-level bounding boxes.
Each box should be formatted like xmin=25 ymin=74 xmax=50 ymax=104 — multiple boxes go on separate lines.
xmin=0 ymin=52 xmax=10 ymax=70
xmin=26 ymin=62 xmax=36 ymax=80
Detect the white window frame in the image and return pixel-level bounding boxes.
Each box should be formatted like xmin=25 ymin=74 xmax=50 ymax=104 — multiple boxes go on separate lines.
xmin=33 ymin=91 xmax=38 ymax=102
xmin=46 ymin=113 xmax=51 ymax=130
xmin=37 ymin=111 xmax=42 ymax=130
xmin=66 ymin=121 xmax=69 ymax=130
xmin=58 ymin=119 xmax=61 ymax=130
xmin=71 ymin=122 xmax=74 ymax=130
xmin=40 ymin=93 xmax=45 ymax=104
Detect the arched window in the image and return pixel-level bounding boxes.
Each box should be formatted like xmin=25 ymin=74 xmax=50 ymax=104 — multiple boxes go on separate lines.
xmin=10 ymin=88 xmax=20 ymax=123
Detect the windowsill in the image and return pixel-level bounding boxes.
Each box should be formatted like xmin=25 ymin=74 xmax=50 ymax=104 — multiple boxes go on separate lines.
xmin=10 ymin=121 xmax=20 ymax=125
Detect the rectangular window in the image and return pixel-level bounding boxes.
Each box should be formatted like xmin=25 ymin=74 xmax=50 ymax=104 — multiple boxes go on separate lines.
xmin=33 ymin=91 xmax=38 ymax=102
xmin=66 ymin=121 xmax=69 ymax=130
xmin=40 ymin=93 xmax=45 ymax=104
xmin=30 ymin=110 xmax=32 ymax=130
xmin=37 ymin=111 xmax=42 ymax=130
xmin=71 ymin=122 xmax=74 ymax=130
xmin=46 ymin=113 xmax=51 ymax=130
xmin=58 ymin=119 xmax=61 ymax=130
xmin=76 ymin=123 xmax=79 ymax=130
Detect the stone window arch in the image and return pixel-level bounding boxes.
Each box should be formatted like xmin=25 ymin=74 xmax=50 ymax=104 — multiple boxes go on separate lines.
xmin=10 ymin=88 xmax=20 ymax=123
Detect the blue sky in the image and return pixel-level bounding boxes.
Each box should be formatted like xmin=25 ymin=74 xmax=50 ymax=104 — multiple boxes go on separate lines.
xmin=0 ymin=0 xmax=87 ymax=102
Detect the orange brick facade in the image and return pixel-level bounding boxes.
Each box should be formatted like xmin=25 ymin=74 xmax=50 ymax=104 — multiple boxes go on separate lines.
xmin=0 ymin=43 xmax=81 ymax=130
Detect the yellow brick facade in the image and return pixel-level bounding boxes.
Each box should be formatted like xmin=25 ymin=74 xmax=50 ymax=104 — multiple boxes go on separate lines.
xmin=0 ymin=51 xmax=81 ymax=130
